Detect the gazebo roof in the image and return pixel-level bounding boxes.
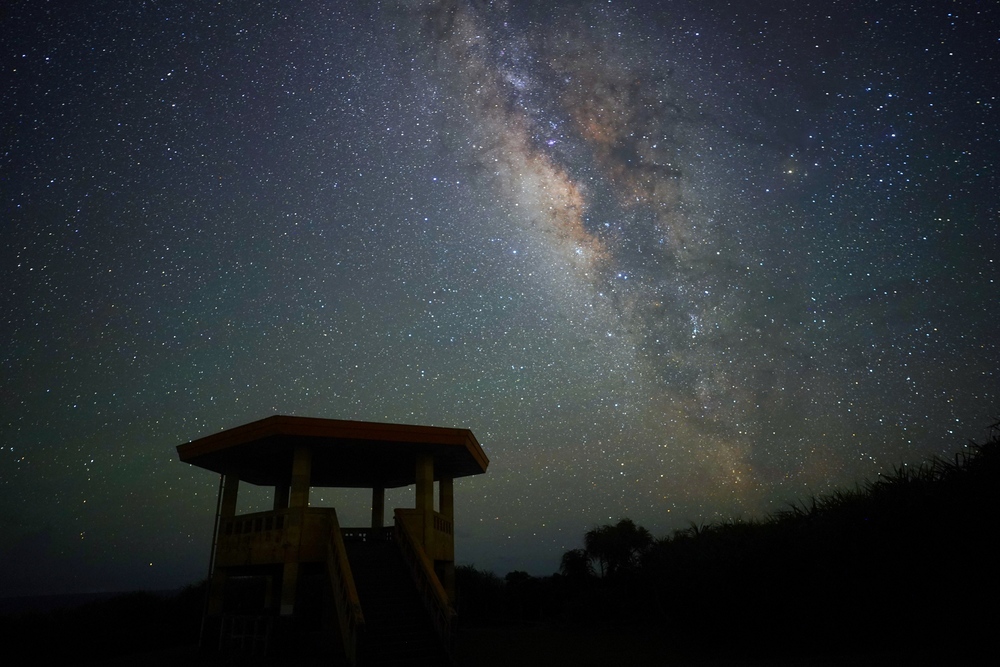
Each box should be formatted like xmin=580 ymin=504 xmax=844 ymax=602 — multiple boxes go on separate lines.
xmin=176 ymin=415 xmax=488 ymax=488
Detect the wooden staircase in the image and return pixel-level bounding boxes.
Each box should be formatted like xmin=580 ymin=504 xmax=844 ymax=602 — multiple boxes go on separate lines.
xmin=344 ymin=537 xmax=452 ymax=667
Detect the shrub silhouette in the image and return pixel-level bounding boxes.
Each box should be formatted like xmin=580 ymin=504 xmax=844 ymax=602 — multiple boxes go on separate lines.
xmin=549 ymin=422 xmax=999 ymax=660
xmin=559 ymin=548 xmax=594 ymax=582
xmin=638 ymin=424 xmax=1000 ymax=659
xmin=583 ymin=518 xmax=653 ymax=580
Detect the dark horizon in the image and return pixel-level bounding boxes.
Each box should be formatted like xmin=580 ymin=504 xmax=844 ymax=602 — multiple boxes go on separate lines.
xmin=4 ymin=434 xmax=995 ymax=665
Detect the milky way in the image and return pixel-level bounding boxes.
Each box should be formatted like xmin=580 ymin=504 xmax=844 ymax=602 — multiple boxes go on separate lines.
xmin=2 ymin=0 xmax=997 ymax=594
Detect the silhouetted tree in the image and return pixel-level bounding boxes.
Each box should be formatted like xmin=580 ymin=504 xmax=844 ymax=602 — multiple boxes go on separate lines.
xmin=584 ymin=518 xmax=652 ymax=579
xmin=559 ymin=548 xmax=594 ymax=581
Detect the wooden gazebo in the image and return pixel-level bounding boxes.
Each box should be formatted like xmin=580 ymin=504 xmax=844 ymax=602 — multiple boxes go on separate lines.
xmin=177 ymin=415 xmax=488 ymax=664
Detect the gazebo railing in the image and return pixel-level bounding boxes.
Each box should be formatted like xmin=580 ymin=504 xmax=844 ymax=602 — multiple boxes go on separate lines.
xmin=392 ymin=508 xmax=455 ymax=654
xmin=326 ymin=510 xmax=365 ymax=667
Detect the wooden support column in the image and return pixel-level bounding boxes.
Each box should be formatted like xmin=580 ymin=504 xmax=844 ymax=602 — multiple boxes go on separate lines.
xmin=273 ymin=483 xmax=289 ymax=510
xmin=208 ymin=473 xmax=240 ymax=615
xmin=280 ymin=446 xmax=311 ymax=616
xmin=221 ymin=473 xmax=240 ymax=518
xmin=415 ymin=453 xmax=434 ymax=555
xmin=439 ymin=475 xmax=455 ymax=601
xmin=289 ymin=446 xmax=311 ymax=509
xmin=439 ymin=476 xmax=454 ymax=523
xmin=371 ymin=486 xmax=385 ymax=529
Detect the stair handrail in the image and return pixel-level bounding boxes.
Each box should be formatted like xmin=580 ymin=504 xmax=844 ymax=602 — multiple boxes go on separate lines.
xmin=392 ymin=508 xmax=455 ymax=652
xmin=326 ymin=510 xmax=365 ymax=667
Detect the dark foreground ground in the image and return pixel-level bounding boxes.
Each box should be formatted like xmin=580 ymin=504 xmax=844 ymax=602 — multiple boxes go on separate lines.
xmin=452 ymin=626 xmax=990 ymax=667
xmin=68 ymin=625 xmax=988 ymax=666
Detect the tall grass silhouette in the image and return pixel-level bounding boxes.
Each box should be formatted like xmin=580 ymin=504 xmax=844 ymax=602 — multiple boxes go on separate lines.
xmin=632 ymin=421 xmax=999 ymax=659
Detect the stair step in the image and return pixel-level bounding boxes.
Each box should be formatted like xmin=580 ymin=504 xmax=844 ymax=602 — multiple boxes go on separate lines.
xmin=343 ymin=539 xmax=450 ymax=666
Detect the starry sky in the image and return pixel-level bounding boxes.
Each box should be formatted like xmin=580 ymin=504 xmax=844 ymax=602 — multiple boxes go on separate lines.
xmin=2 ymin=0 xmax=997 ymax=597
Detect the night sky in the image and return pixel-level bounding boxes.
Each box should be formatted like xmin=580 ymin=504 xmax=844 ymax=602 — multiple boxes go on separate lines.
xmin=2 ymin=0 xmax=997 ymax=597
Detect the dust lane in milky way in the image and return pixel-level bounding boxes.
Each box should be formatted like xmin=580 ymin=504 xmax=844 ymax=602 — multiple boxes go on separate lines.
xmin=405 ymin=1 xmax=833 ymax=509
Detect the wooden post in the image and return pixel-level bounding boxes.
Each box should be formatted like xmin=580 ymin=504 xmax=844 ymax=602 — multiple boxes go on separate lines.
xmin=439 ymin=476 xmax=455 ymax=600
xmin=274 ymin=483 xmax=289 ymax=510
xmin=371 ymin=486 xmax=385 ymax=528
xmin=415 ymin=453 xmax=434 ymax=555
xmin=207 ymin=473 xmax=239 ymax=615
xmin=280 ymin=446 xmax=311 ymax=615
